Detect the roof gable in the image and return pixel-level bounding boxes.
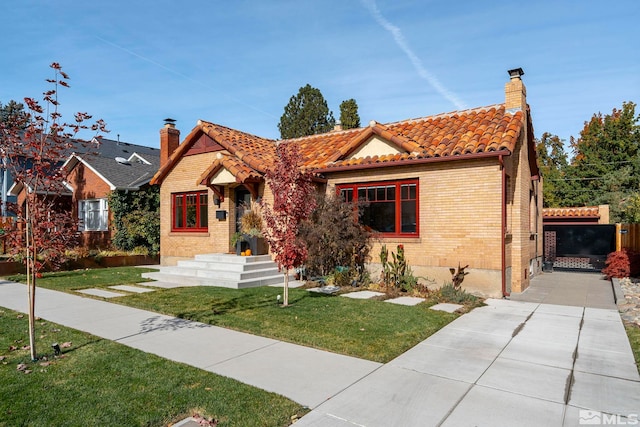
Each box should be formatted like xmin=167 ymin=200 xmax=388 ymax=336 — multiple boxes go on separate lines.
xmin=197 ymin=154 xmax=262 ymax=186
xmin=348 ymin=135 xmax=403 ymax=159
xmin=185 ymin=132 xmax=225 ymax=156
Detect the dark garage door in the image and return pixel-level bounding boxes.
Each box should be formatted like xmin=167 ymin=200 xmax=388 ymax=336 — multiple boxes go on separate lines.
xmin=543 ymin=224 xmax=616 ymax=271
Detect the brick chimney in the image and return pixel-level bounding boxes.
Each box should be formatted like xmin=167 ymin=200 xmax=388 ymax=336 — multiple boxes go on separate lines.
xmin=160 ymin=118 xmax=180 ymax=166
xmin=505 ymin=68 xmax=526 ymax=111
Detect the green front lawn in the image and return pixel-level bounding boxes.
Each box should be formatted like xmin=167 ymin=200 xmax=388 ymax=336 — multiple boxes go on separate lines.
xmin=0 ymin=308 xmax=305 ymax=427
xmin=626 ymin=323 xmax=640 ymax=374
xmin=6 ymin=267 xmax=458 ymax=363
xmin=6 ymin=267 xmax=156 ymax=292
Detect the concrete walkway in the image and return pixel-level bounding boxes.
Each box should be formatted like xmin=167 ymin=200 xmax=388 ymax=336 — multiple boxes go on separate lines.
xmin=1 ymin=272 xmax=639 ymax=426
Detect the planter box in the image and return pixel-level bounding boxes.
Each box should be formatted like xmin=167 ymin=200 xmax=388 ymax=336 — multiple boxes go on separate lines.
xmin=0 ymin=255 xmax=159 ymax=276
xmin=236 ymin=236 xmax=268 ymax=256
xmin=0 ymin=261 xmax=24 ymax=276
xmin=98 ymin=255 xmax=159 ymax=268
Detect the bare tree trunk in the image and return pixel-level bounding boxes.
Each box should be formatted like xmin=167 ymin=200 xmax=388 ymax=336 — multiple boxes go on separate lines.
xmin=26 ymin=197 xmax=37 ymax=361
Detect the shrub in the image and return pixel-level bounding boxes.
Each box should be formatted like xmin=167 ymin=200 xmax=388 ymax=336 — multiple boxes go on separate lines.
xmin=239 ymin=203 xmax=263 ymax=237
xmin=108 ymin=186 xmax=160 ymax=255
xmin=437 ymin=283 xmax=480 ymax=305
xmin=602 ymin=249 xmax=640 ymax=279
xmin=299 ymin=192 xmax=371 ymax=283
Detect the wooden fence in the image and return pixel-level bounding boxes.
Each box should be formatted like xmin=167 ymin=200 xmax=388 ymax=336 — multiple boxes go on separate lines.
xmin=616 ymin=223 xmax=640 ymax=252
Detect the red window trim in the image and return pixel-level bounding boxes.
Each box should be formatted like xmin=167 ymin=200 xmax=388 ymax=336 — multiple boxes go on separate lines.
xmin=171 ymin=191 xmax=208 ymax=232
xmin=336 ymin=179 xmax=419 ymax=238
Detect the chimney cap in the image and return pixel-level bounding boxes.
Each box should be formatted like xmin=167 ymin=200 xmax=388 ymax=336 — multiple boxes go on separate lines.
xmin=507 ymin=68 xmax=524 ymax=79
xmin=163 ymin=118 xmax=176 ymax=129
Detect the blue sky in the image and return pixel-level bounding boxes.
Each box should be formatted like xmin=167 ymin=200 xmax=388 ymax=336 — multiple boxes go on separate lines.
xmin=1 ymin=0 xmax=638 ymax=152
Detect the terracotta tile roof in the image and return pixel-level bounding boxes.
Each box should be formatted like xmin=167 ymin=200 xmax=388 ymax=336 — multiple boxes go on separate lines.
xmin=199 ymin=120 xmax=276 ymax=173
xmin=543 ymin=206 xmax=601 ymax=219
xmin=152 ymin=104 xmax=526 ymax=185
xmin=197 ymin=154 xmax=262 ymax=185
xmin=317 ymin=105 xmax=523 ymax=170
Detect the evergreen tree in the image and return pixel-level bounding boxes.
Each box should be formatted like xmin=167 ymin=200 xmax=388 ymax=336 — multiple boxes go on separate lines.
xmin=0 ymin=100 xmax=28 ymax=127
xmin=339 ymin=98 xmax=361 ymax=129
xmin=278 ymin=84 xmax=335 ymax=139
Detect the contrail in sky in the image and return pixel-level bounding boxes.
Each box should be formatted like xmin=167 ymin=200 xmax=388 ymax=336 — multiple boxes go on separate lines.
xmin=94 ymin=36 xmax=278 ymax=119
xmin=361 ymin=0 xmax=466 ymax=110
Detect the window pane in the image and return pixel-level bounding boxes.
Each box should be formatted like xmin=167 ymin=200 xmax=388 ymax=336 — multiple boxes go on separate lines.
xmin=401 ymin=200 xmax=417 ymax=233
xmin=186 ymin=205 xmax=196 ymax=227
xmin=387 ymin=185 xmax=395 ymax=201
xmin=341 ymin=188 xmax=353 ymax=202
xmin=367 ymin=188 xmax=375 ymax=201
xmin=401 ymin=184 xmax=417 ymax=200
xmin=200 ymin=198 xmax=209 ymax=228
xmin=376 ymin=186 xmax=385 ymax=201
xmin=86 ymin=201 xmax=99 ymax=230
xmin=174 ymin=195 xmax=184 ymax=228
xmin=408 ymin=184 xmax=416 ymax=199
xmin=363 ymin=201 xmax=395 ymax=233
xmin=358 ymin=188 xmax=366 ymax=200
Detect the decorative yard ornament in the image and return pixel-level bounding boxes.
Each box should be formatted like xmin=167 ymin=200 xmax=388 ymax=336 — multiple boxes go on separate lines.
xmin=450 ymin=263 xmax=470 ymax=290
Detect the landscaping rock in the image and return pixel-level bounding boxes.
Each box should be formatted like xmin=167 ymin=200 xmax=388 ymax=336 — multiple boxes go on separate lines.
xmin=618 ymin=278 xmax=640 ymax=326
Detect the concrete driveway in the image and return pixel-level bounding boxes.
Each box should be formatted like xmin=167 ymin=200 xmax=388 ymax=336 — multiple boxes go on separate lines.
xmin=297 ymin=272 xmax=640 ymax=426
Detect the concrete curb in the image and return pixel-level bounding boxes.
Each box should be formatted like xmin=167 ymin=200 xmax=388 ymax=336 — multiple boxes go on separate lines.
xmin=611 ymin=278 xmax=626 ymax=307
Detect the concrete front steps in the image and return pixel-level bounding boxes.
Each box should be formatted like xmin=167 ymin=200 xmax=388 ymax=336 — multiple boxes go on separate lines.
xmin=141 ymin=253 xmax=289 ymax=289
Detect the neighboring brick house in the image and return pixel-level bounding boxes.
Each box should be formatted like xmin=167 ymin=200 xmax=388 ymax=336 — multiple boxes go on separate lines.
xmin=63 ymin=137 xmax=160 ymax=248
xmin=151 ymin=69 xmax=542 ymax=297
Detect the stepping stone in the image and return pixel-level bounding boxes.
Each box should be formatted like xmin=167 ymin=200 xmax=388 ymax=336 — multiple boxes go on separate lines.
xmin=108 ymin=285 xmax=155 ymax=293
xmin=386 ymin=296 xmax=425 ymax=306
xmin=430 ymin=302 xmax=464 ymax=313
xmin=76 ymin=288 xmax=126 ymax=298
xmin=172 ymin=418 xmax=201 ymax=427
xmin=270 ymin=280 xmax=305 ymax=288
xmin=136 ymin=281 xmax=198 ymax=289
xmin=308 ymin=286 xmax=340 ymax=294
xmin=341 ymin=290 xmax=385 ymax=299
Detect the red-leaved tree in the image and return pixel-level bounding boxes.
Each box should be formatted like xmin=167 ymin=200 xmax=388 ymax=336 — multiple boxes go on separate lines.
xmin=0 ymin=63 xmax=106 ymax=360
xmin=260 ymin=143 xmax=316 ymax=306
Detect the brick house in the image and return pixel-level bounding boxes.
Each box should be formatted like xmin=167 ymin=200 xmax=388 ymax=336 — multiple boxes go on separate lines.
xmin=151 ymin=69 xmax=542 ymax=297
xmin=63 ymin=137 xmax=160 ymax=248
